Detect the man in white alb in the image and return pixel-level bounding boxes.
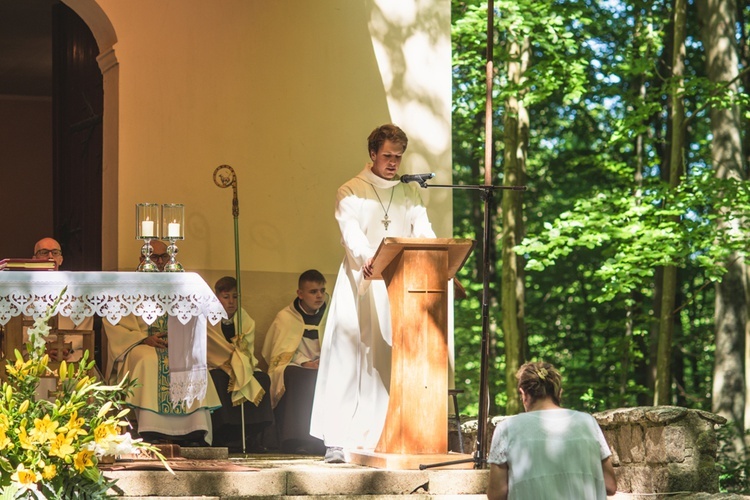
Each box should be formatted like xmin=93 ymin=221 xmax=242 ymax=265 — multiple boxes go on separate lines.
xmin=310 ymin=124 xmax=436 ymax=463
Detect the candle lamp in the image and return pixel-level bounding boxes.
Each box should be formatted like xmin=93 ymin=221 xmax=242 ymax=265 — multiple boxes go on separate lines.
xmin=161 ymin=203 xmax=185 ymax=272
xmin=136 ymin=203 xmax=160 ymax=272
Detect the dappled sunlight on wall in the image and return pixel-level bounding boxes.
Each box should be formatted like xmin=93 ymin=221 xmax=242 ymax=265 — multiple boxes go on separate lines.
xmin=367 ymin=0 xmax=453 ymax=232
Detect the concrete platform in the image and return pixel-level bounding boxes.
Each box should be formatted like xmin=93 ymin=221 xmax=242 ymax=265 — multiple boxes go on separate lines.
xmin=105 ymin=448 xmax=490 ymax=499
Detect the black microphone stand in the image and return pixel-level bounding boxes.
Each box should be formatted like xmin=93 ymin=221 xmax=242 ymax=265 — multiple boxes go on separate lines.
xmin=416 ymin=180 xmax=526 ymax=470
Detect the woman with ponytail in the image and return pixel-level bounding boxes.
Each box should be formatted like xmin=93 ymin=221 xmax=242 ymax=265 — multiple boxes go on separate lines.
xmin=486 ymin=361 xmax=617 ymax=499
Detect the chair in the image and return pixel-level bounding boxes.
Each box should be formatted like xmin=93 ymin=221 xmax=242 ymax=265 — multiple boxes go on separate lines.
xmin=0 ymin=314 xmax=96 ymax=400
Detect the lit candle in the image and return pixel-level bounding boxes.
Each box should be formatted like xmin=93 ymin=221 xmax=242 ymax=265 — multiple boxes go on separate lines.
xmin=168 ymin=221 xmax=181 ymax=238
xmin=141 ymin=219 xmax=155 ymax=238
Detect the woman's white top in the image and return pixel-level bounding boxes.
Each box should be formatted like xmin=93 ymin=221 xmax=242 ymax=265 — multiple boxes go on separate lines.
xmin=487 ymin=408 xmax=612 ymax=500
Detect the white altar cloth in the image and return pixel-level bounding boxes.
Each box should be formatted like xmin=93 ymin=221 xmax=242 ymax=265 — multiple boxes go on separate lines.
xmin=0 ymin=271 xmax=226 ymax=406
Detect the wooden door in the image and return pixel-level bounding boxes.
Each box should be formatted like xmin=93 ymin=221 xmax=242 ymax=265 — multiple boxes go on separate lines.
xmin=52 ymin=2 xmax=102 ymax=272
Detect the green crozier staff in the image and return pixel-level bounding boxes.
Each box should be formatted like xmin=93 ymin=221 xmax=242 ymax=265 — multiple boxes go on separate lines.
xmin=213 ymin=164 xmax=247 ymax=453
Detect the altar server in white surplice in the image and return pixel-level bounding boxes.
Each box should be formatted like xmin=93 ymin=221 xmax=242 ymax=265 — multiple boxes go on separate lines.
xmin=102 ymin=245 xmax=221 ymax=446
xmin=263 ymin=269 xmax=328 ymax=455
xmin=206 ymin=276 xmax=274 ymax=452
xmin=310 ymin=124 xmax=435 ymax=463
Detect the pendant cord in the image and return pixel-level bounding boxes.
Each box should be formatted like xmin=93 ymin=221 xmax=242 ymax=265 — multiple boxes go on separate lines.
xmin=371 ymin=185 xmax=396 ymax=229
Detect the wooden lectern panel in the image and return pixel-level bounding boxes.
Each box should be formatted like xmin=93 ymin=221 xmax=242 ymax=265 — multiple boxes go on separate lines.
xmin=377 ymin=247 xmax=449 ymax=454
xmin=0 ymin=315 xmax=25 ymax=380
xmin=367 ymin=238 xmax=474 ymax=460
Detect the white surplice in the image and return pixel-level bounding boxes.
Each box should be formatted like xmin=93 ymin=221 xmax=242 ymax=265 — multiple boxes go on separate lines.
xmin=310 ymin=165 xmax=435 ymax=450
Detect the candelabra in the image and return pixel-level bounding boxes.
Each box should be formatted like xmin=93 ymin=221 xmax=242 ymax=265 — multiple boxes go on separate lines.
xmin=135 ymin=203 xmax=160 ymax=272
xmin=162 ymin=203 xmax=185 ymax=272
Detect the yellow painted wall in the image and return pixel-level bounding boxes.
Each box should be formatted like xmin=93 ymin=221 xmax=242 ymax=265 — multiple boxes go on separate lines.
xmin=74 ymin=0 xmax=452 ymax=348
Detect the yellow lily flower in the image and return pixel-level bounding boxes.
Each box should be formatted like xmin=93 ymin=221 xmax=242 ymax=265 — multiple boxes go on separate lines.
xmin=30 ymin=414 xmax=59 ymax=443
xmin=74 ymin=449 xmax=95 ymax=473
xmin=42 ymin=463 xmax=57 ymax=480
xmin=0 ymin=428 xmax=12 ymax=450
xmin=49 ymin=432 xmax=75 ymax=459
xmin=0 ymin=413 xmax=9 ymax=431
xmin=11 ymin=463 xmax=39 ymax=489
xmin=62 ymin=410 xmax=87 ymax=438
xmin=94 ymin=421 xmax=119 ymax=444
xmin=18 ymin=426 xmax=35 ymax=450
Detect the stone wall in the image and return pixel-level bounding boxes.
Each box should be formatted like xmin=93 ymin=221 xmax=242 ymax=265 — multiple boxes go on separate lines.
xmin=455 ymin=406 xmax=726 ymax=496
xmin=596 ymin=406 xmax=726 ymax=495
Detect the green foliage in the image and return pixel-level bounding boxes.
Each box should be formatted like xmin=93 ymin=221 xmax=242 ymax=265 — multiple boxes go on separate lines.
xmin=0 ymin=290 xmax=169 ymax=498
xmin=716 ymin=423 xmax=750 ymax=493
xmin=517 ymin=174 xmax=750 ymax=301
xmin=450 ymin=0 xmax=749 ymax=425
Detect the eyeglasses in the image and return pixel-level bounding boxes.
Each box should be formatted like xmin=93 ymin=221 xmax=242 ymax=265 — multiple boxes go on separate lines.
xmin=35 ymin=249 xmax=62 ymax=257
xmin=150 ymin=253 xmax=169 ymax=262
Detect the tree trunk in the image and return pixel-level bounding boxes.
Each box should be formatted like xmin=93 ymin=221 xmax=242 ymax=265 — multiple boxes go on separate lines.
xmin=654 ymin=0 xmax=686 ymax=405
xmin=697 ymin=0 xmax=748 ymax=455
xmin=735 ymin=1 xmax=750 ymax=177
xmin=626 ymin=9 xmax=647 ymax=406
xmin=501 ymin=35 xmax=529 ymax=416
xmin=647 ymin=6 xmax=675 ymax=405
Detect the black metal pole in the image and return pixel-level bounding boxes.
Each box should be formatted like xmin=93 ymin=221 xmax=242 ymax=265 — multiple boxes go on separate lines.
xmin=474 ymin=187 xmax=493 ymax=469
xmin=418 ymin=182 xmax=525 ymax=470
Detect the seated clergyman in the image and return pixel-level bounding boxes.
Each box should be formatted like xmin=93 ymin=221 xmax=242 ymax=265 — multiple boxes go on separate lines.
xmin=102 ymin=245 xmax=221 ymax=446
xmin=30 ymin=237 xmax=92 ymax=362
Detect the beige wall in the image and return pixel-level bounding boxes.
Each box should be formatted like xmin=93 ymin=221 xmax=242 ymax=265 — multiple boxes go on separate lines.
xmin=69 ymin=0 xmax=452 ymax=345
xmin=0 ymin=97 xmax=54 ymax=259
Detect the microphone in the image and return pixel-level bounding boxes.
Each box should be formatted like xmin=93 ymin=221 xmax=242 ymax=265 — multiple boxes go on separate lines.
xmin=400 ymin=172 xmax=435 ymax=184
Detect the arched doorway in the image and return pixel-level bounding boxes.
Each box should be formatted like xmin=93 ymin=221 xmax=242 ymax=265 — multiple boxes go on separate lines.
xmin=0 ymin=0 xmax=117 ymax=270
xmin=0 ymin=0 xmax=117 ymax=371
xmin=62 ymin=0 xmax=119 ymax=270
xmin=53 ymin=2 xmax=103 ymax=271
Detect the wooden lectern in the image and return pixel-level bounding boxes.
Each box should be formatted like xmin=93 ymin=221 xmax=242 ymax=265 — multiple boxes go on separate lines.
xmin=350 ymin=237 xmax=474 ymax=469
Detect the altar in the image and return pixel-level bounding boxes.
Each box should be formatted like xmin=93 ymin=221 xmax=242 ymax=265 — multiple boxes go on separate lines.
xmin=0 ymin=271 xmax=226 ymax=405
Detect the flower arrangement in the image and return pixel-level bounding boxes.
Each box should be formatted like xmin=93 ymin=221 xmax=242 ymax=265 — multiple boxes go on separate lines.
xmin=0 ymin=288 xmax=168 ymax=499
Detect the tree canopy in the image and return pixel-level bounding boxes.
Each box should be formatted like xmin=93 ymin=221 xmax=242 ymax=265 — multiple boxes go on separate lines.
xmin=450 ymin=0 xmax=750 ymax=489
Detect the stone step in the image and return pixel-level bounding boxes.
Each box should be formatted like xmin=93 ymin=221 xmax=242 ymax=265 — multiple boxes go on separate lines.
xmin=105 ymin=448 xmax=744 ymax=499
xmin=106 ymin=448 xmax=489 ymax=498
xmin=118 ymin=497 xmax=488 ymax=500
xmin=108 ymin=467 xmax=489 ymax=498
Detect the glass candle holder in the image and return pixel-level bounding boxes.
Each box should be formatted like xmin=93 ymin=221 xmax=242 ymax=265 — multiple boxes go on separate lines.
xmin=136 ymin=203 xmax=160 ymax=239
xmin=161 ymin=204 xmax=185 ymax=240
xmin=162 ymin=203 xmax=185 ymax=272
xmin=136 ymin=203 xmax=160 ymax=272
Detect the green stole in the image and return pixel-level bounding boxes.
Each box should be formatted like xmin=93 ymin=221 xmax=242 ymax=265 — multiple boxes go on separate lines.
xmin=149 ymin=316 xmax=188 ymax=414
